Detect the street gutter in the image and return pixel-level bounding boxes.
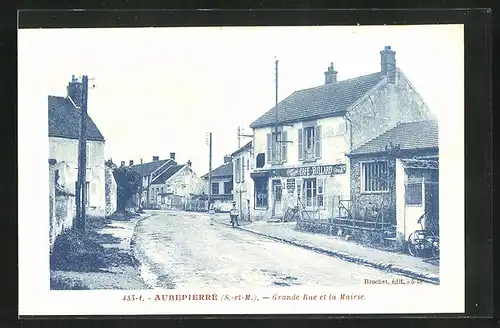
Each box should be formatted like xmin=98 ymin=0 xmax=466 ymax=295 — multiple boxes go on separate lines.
xmin=216 ymin=221 xmax=440 ymax=285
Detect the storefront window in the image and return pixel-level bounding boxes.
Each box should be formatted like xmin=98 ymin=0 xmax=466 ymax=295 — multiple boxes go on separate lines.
xmin=304 ymin=178 xmax=317 ymax=207
xmin=254 ymin=178 xmax=268 ymax=208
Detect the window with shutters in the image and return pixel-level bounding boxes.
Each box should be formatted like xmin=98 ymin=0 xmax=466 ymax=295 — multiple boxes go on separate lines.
xmin=235 ymin=158 xmax=241 ymax=183
xmin=298 ymin=125 xmax=322 ymax=161
xmin=267 ymin=131 xmax=287 ymax=164
xmin=361 ymin=161 xmax=389 ymax=193
xmin=241 ymin=157 xmax=245 ymax=182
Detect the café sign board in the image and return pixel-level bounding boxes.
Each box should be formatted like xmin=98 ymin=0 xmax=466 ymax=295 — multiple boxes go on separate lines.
xmin=270 ymin=164 xmax=346 ymax=178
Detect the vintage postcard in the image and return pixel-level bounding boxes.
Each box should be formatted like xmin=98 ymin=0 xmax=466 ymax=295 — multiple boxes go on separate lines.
xmin=18 ymin=24 xmax=464 ymax=316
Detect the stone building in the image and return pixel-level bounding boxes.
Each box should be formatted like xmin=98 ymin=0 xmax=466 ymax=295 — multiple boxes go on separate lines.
xmin=346 ymin=120 xmax=439 ymax=249
xmin=248 ymin=46 xmax=434 ymax=224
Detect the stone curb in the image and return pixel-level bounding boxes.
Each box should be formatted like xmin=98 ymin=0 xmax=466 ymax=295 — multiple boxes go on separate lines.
xmin=218 ymin=221 xmax=440 ymax=285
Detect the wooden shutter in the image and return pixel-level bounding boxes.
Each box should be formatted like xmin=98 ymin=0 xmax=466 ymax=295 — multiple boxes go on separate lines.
xmin=281 ymin=131 xmax=287 ymax=162
xmin=315 ymin=125 xmax=322 ymax=159
xmin=241 ymin=158 xmax=245 ymax=182
xmin=236 ymin=159 xmax=241 ymax=183
xmin=298 ymin=129 xmax=303 ymax=161
xmin=266 ymin=133 xmax=272 ymax=163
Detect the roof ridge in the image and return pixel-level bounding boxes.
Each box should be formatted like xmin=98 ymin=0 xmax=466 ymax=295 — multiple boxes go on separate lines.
xmin=297 ymin=71 xmax=383 ymax=93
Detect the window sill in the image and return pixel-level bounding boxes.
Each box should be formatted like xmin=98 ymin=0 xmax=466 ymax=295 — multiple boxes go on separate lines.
xmin=360 ymin=191 xmax=390 ymax=195
xmin=302 ymin=158 xmax=318 ymax=163
xmin=405 ymin=204 xmax=423 ymax=207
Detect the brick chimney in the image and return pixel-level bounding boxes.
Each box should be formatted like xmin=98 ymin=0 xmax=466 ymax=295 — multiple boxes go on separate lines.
xmin=170 ymin=152 xmax=176 ymax=161
xmin=380 ymin=46 xmax=396 ymax=84
xmin=187 ymin=160 xmax=192 ymax=167
xmin=324 ymin=62 xmax=338 ymax=84
xmin=224 ymin=155 xmax=232 ymax=163
xmin=152 ymin=156 xmax=159 ymax=161
xmin=120 ymin=161 xmax=125 ymax=167
xmin=129 ymin=160 xmax=134 ymax=166
xmin=67 ymin=75 xmax=84 ymax=108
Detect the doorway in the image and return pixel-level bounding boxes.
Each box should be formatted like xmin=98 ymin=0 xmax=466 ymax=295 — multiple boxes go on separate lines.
xmin=271 ymin=179 xmax=283 ymax=216
xmin=424 ymin=182 xmax=439 ymax=235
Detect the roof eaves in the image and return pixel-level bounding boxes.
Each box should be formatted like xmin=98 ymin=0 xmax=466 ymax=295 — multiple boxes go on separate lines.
xmin=347 ymin=146 xmax=439 ymax=158
xmin=250 ymin=110 xmax=348 ymax=129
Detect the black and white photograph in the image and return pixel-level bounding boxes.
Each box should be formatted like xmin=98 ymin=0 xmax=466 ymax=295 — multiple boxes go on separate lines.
xmin=18 ymin=23 xmax=464 ymax=316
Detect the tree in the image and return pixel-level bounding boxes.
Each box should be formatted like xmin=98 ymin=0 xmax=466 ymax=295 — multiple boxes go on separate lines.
xmin=113 ymin=166 xmax=141 ymax=212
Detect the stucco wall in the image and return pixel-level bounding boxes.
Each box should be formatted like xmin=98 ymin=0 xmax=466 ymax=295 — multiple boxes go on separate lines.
xmin=49 ymin=137 xmax=106 ymax=217
xmin=349 ymin=71 xmax=432 ymax=150
xmin=204 ymin=177 xmax=233 ymax=196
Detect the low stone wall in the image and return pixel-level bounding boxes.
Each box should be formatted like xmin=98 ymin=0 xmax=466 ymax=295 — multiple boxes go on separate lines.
xmin=296 ymin=219 xmax=395 ymax=249
xmin=49 ymin=160 xmax=76 ymax=250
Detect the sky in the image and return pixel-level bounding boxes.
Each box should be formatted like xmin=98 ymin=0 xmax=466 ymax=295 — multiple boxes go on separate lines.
xmin=18 ymin=25 xmax=463 ymax=176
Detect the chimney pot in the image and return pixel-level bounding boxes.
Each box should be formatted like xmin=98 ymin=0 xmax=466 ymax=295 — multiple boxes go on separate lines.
xmin=67 ymin=75 xmax=84 ymax=108
xmin=140 ymin=158 xmax=143 ymax=164
xmin=170 ymin=152 xmax=176 ymax=160
xmin=324 ymin=63 xmax=338 ymax=84
xmin=380 ymin=45 xmax=396 ymax=84
xmin=129 ymin=160 xmax=134 ymax=166
xmin=120 ymin=161 xmax=126 ymax=167
xmin=153 ymin=156 xmax=159 ymax=161
xmin=187 ymin=160 xmax=192 ymax=167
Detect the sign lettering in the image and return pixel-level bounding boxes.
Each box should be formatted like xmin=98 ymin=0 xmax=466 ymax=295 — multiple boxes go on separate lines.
xmin=270 ymin=164 xmax=346 ymax=178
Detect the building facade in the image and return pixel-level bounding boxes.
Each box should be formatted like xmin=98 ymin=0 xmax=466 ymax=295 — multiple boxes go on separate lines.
xmin=347 ymin=120 xmax=439 ymax=249
xmin=248 ymin=46 xmax=434 ymax=222
xmin=48 ymin=77 xmax=108 ymax=218
xmin=202 ymin=158 xmax=234 ymax=212
xmin=232 ymin=141 xmax=254 ymax=220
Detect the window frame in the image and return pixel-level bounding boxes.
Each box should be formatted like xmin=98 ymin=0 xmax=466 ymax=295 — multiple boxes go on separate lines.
xmin=405 ymin=182 xmax=423 ymax=206
xmin=211 ymin=182 xmax=220 ymax=195
xmin=254 ymin=178 xmax=269 ymax=210
xmin=360 ymin=160 xmax=390 ymax=194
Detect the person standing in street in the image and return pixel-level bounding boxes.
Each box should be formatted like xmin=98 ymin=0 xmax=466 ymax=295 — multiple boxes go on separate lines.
xmin=229 ymin=201 xmax=240 ymax=228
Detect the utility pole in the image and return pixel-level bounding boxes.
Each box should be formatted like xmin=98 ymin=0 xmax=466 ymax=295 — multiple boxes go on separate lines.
xmin=208 ymin=132 xmax=212 ymax=211
xmin=271 ymin=59 xmax=279 ymax=218
xmin=75 ymin=75 xmax=89 ymax=233
xmin=237 ymin=126 xmax=241 ymax=148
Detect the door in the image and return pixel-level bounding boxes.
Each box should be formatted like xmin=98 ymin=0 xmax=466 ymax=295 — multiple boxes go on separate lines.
xmin=272 ymin=179 xmax=283 ymax=216
xmin=424 ymin=182 xmax=439 ymax=235
xmin=303 ymin=178 xmax=317 ymax=209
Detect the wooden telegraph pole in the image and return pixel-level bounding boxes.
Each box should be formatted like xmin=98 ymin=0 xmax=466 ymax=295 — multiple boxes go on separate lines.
xmin=208 ymin=132 xmax=212 ymax=211
xmin=76 ymin=75 xmax=89 ymax=233
xmin=271 ymin=59 xmax=279 ymax=218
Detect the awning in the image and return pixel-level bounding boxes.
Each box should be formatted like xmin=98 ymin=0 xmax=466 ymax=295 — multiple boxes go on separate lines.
xmin=250 ymin=171 xmax=270 ymax=179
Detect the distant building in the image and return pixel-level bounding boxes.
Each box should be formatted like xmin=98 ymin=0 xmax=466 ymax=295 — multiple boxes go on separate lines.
xmin=231 ymin=141 xmax=254 ymax=219
xmin=150 ymin=160 xmax=204 ymax=210
xmin=346 ymin=120 xmax=439 ymax=248
xmin=248 ymin=46 xmax=434 ymax=226
xmin=201 ymin=157 xmax=234 ymax=212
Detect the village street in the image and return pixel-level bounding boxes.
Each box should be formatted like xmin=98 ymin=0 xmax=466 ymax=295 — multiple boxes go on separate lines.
xmin=132 ymin=210 xmax=412 ymax=289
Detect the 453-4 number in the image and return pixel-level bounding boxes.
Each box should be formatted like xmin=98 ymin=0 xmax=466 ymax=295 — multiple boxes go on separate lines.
xmin=123 ymin=295 xmax=143 ymax=301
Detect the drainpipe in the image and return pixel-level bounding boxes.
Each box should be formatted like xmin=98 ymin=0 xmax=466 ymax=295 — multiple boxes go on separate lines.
xmin=345 ymin=116 xmax=353 ymax=150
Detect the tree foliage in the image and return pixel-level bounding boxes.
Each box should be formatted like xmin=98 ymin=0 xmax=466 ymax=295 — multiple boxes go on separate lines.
xmin=113 ymin=166 xmax=141 ymax=212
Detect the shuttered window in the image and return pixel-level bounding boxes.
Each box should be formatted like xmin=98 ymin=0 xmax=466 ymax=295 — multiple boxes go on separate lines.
xmin=299 ymin=125 xmax=322 ymax=161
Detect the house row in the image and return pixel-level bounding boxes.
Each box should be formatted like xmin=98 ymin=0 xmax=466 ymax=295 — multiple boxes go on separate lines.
xmin=205 ymin=46 xmax=439 ymax=249
xmin=125 ymin=153 xmax=205 ymax=210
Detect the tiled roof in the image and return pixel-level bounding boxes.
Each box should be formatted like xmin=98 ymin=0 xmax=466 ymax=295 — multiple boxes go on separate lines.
xmin=151 ymin=164 xmax=186 ymax=185
xmin=348 ymin=120 xmax=439 ymax=156
xmin=250 ymin=72 xmax=386 ymax=128
xmin=48 ymin=96 xmax=105 ymax=141
xmin=130 ymin=159 xmax=173 ymax=177
xmin=231 ymin=141 xmax=252 ymax=157
xmin=202 ymin=162 xmax=233 ymax=179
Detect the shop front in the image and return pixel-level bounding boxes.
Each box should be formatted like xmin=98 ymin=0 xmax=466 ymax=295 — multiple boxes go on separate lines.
xmin=250 ymin=164 xmax=348 ymax=220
